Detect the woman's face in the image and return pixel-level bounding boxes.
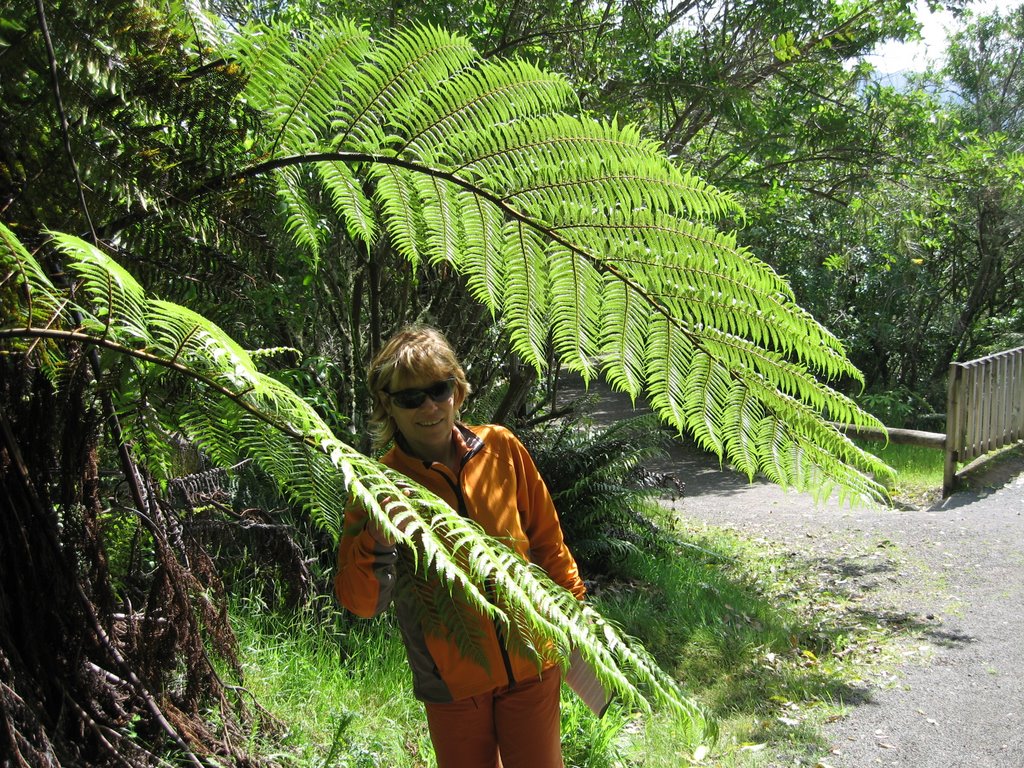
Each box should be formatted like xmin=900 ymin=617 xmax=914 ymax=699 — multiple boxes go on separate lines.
xmin=383 ymin=371 xmax=461 ymax=462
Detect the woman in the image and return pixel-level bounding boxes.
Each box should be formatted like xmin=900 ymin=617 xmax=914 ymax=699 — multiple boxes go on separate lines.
xmin=335 ymin=324 xmax=586 ymax=768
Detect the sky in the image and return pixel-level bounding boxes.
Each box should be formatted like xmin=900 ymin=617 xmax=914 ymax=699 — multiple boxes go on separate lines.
xmin=867 ymin=0 xmax=1012 ymax=73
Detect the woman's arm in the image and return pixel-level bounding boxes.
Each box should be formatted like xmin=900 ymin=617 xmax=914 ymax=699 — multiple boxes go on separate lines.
xmin=508 ymin=432 xmax=587 ymax=600
xmin=334 ymin=502 xmax=399 ymax=617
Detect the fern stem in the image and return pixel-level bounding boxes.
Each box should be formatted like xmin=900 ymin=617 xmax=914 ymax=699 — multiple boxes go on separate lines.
xmin=34 ymin=0 xmax=95 ymax=241
xmin=0 ymin=327 xmax=314 ymax=446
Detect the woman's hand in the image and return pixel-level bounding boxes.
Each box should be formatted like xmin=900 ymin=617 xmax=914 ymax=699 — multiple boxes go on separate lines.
xmin=366 ymin=516 xmax=397 ymax=547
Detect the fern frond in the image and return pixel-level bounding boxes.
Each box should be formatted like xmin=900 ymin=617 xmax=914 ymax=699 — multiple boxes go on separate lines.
xmin=49 ymin=232 xmax=150 ymax=343
xmin=145 ymin=300 xmax=260 ymax=387
xmin=276 ymin=165 xmax=324 ymax=263
xmin=758 ymin=415 xmax=795 ymax=487
xmin=599 ymin=278 xmax=651 ymax=399
xmin=166 ymin=0 xmax=230 ymax=50
xmin=401 ymin=550 xmax=491 ymax=669
xmin=0 ymin=225 xmax=64 ymax=330
xmin=502 ymin=221 xmax=550 ymax=366
xmin=647 ymin=318 xmax=701 ymax=444
xmin=413 ymin=174 xmax=463 ymax=266
xmin=721 ymin=385 xmax=765 ymax=480
xmin=222 ymin=18 xmax=892 ymax=500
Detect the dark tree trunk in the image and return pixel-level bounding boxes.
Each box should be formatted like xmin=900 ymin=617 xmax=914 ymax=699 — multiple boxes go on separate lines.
xmin=0 ymin=359 xmax=257 ymax=767
xmin=930 ymin=197 xmax=1009 ymax=380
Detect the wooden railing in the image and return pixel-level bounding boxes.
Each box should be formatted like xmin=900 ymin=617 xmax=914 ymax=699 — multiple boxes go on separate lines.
xmin=944 ymin=345 xmax=1024 ymax=496
xmin=832 ymin=345 xmax=1024 ymax=498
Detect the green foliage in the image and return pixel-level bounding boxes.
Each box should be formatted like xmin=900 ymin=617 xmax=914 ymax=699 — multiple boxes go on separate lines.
xmin=741 ymin=6 xmax=1024 ymax=415
xmin=560 ymin=698 xmax=629 ymax=768
xmin=8 ymin=2 xmax=1010 ymax=764
xmin=2 ymin=10 xmax=909 ymax=748
xmin=857 ymin=385 xmax=934 ymax=429
xmin=524 ymin=412 xmax=678 ymax=575
xmin=0 ymin=0 xmax=255 ymax=234
xmin=270 ymin=353 xmax=353 ymax=437
xmin=0 ymin=222 xmax=715 ymax=739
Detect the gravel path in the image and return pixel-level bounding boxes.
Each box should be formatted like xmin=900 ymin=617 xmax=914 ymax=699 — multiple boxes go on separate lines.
xmin=559 ymin=377 xmax=1024 ymax=767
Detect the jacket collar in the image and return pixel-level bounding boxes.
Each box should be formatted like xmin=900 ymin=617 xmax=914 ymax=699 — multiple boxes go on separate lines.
xmin=392 ymin=422 xmax=484 ymax=471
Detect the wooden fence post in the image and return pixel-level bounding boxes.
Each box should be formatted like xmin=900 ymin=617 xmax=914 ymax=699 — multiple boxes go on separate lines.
xmin=943 ymin=362 xmax=961 ymax=497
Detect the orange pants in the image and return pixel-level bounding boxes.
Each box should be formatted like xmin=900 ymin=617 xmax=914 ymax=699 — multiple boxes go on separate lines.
xmin=423 ymin=671 xmax=564 ymax=768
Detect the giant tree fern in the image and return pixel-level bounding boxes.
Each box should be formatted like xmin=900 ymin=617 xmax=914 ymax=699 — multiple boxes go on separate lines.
xmin=194 ymin=15 xmax=892 ymax=502
xmin=1 ymin=8 xmax=896 ymax=760
xmin=0 ymin=222 xmax=714 ymax=739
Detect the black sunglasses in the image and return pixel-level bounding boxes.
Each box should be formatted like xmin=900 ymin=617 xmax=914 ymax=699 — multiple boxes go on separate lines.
xmin=384 ymin=378 xmax=456 ymax=409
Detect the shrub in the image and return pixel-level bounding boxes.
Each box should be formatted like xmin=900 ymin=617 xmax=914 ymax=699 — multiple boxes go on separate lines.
xmin=523 ymin=412 xmax=682 ymax=576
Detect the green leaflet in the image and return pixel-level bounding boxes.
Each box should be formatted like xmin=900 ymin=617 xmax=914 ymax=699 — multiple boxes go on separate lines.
xmin=50 ymin=231 xmax=150 ymax=342
xmin=1 ymin=224 xmax=63 ymax=331
xmin=333 ymin=25 xmax=479 ymax=152
xmin=599 ymin=278 xmax=651 ymax=399
xmin=414 ymin=174 xmax=462 ymax=266
xmin=397 ymin=58 xmax=577 ymax=161
xmin=502 ymin=220 xmax=551 ymax=365
xmin=549 ymin=243 xmax=603 ymax=383
xmin=457 ymin=191 xmax=506 ymax=315
xmin=316 ymin=160 xmax=377 ymax=246
xmin=373 ymin=164 xmax=427 ymax=266
xmin=277 ymin=164 xmax=325 ymax=263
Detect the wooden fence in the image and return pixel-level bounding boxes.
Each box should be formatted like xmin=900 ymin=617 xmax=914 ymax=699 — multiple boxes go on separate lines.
xmin=944 ymin=345 xmax=1024 ymax=496
xmin=833 ymin=345 xmax=1024 ymax=497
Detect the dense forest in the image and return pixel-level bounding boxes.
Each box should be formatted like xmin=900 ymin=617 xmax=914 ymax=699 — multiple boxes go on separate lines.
xmin=2 ymin=0 xmax=1022 ymax=765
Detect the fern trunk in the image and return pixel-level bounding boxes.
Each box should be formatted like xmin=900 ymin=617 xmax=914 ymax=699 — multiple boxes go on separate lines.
xmin=1 ymin=363 xmax=111 ymax=763
xmin=0 ymin=360 xmax=250 ymax=766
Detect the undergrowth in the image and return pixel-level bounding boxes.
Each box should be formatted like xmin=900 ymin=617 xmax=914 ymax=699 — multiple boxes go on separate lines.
xmin=229 ymin=599 xmax=433 ymax=767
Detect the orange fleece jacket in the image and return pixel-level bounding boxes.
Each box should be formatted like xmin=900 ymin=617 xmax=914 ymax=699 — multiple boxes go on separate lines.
xmin=335 ymin=423 xmax=585 ymax=702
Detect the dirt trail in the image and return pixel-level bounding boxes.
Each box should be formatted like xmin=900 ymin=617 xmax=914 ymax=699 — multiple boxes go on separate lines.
xmin=557 ymin=376 xmax=1024 ymax=767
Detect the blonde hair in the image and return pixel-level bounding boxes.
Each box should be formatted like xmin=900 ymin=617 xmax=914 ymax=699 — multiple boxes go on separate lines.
xmin=367 ymin=324 xmax=471 ymax=451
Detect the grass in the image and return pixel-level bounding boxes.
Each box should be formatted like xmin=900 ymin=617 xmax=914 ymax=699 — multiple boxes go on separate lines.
xmin=230 ymin=512 xmax=924 ymax=768
xmin=859 ymin=436 xmax=1024 ymax=506
xmin=590 ymin=517 xmax=920 ymax=767
xmin=857 ymin=440 xmax=946 ymax=507
xmin=228 ymin=599 xmax=434 ymax=766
